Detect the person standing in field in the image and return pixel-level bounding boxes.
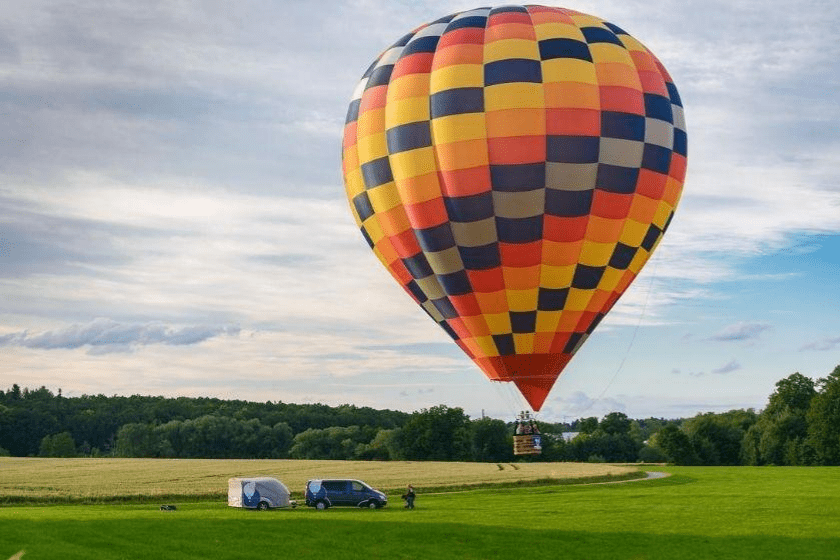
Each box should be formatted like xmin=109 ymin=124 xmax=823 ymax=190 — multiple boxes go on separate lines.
xmin=402 ymin=484 xmax=415 ymax=509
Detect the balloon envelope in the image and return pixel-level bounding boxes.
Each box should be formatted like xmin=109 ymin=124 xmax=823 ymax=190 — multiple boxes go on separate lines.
xmin=342 ymin=5 xmax=687 ymax=411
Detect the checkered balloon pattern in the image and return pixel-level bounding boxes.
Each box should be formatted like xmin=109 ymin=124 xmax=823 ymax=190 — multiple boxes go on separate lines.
xmin=342 ymin=5 xmax=686 ymax=411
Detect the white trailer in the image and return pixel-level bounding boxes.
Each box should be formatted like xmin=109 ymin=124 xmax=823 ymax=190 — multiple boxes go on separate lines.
xmin=228 ymin=477 xmax=296 ymax=510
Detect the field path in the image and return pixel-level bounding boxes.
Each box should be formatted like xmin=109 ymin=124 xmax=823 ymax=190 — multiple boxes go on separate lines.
xmin=645 ymin=471 xmax=669 ymax=479
xmin=580 ymin=470 xmax=670 ymax=485
xmin=425 ymin=470 xmax=669 ymax=495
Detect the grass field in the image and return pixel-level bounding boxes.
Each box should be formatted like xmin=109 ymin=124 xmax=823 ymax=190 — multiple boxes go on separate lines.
xmin=1 ymin=462 xmax=839 ymax=559
xmin=0 ymin=457 xmax=638 ymax=502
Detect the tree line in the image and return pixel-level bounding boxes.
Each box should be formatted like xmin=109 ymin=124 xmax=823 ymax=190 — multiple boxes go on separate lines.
xmin=2 ymin=364 xmax=839 ymax=465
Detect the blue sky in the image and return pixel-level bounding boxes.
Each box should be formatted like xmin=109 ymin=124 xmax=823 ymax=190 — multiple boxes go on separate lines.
xmin=1 ymin=0 xmax=839 ymax=422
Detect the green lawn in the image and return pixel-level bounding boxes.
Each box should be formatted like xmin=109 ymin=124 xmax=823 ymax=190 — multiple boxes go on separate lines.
xmin=1 ymin=466 xmax=838 ymax=559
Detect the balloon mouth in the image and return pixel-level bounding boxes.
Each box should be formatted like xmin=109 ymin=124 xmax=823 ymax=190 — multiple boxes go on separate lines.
xmin=475 ymin=353 xmax=572 ymax=411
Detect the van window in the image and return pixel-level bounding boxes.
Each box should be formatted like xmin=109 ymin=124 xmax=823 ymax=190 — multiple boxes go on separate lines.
xmin=351 ymin=481 xmax=364 ymax=492
xmin=323 ymin=481 xmax=346 ymax=492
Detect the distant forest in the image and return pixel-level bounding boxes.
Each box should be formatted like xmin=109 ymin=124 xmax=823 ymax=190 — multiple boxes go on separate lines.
xmin=2 ymin=364 xmax=839 ymax=465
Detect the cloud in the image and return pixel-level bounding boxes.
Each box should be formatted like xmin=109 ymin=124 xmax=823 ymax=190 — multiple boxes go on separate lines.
xmin=671 ymin=368 xmax=706 ymax=378
xmin=540 ymin=391 xmax=627 ymax=419
xmin=0 ymin=193 xmax=153 ymax=279
xmin=1 ymin=0 xmax=839 ymax=421
xmin=711 ymin=360 xmax=741 ymax=375
xmin=0 ymin=318 xmax=240 ymax=352
xmin=708 ymin=322 xmax=772 ymax=342
xmin=360 ymin=342 xmax=462 ymax=357
xmin=671 ymin=360 xmax=739 ymax=377
xmin=398 ymin=387 xmax=436 ymax=398
xmin=800 ymin=337 xmax=840 ymax=352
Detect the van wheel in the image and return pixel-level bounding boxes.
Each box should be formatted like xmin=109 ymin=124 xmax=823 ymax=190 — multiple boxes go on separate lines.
xmin=257 ymin=502 xmax=269 ymax=511
xmin=315 ymin=501 xmax=328 ymax=510
xmin=368 ymin=501 xmax=378 ymax=509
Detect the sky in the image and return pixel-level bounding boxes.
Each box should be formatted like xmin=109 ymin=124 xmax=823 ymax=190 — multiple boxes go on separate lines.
xmin=1 ymin=0 xmax=839 ymax=423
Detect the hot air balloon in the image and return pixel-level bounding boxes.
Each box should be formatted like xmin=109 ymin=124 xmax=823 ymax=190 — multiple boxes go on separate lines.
xmin=342 ymin=5 xmax=687 ymax=412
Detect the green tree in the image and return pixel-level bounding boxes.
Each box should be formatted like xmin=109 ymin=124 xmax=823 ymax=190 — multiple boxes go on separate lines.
xmin=569 ymin=431 xmax=640 ymax=462
xmin=39 ymin=432 xmax=78 ymax=457
xmin=1 ymin=385 xmax=414 ymax=457
xmin=577 ymin=417 xmax=599 ymax=434
xmin=70 ymin=407 xmax=118 ymax=456
xmin=744 ymin=411 xmax=811 ymax=466
xmin=115 ymin=422 xmax=166 ymax=457
xmin=636 ymin=419 xmax=681 ymax=462
xmin=396 ymin=405 xmax=471 ymax=461
xmin=744 ymin=373 xmax=816 ymax=466
xmin=268 ymin=422 xmax=294 ymax=458
xmin=2 ymin=408 xmax=61 ymax=457
xmin=354 ymin=428 xmax=398 ymax=460
xmin=806 ymin=365 xmax=840 ymax=465
xmin=565 ymin=413 xmax=640 ymax=463
xmin=637 ymin=444 xmax=668 ymax=463
xmin=629 ymin=418 xmax=669 ymax=445
xmin=599 ymin=412 xmax=631 ymax=435
xmin=470 ymin=418 xmax=512 ymax=462
xmin=681 ymin=410 xmax=756 ymax=465
xmin=768 ymin=372 xmax=818 ymax=414
xmin=654 ymin=424 xmax=698 ymax=465
xmin=535 ymin=432 xmax=567 ymax=462
xmin=289 ymin=425 xmax=371 ymax=460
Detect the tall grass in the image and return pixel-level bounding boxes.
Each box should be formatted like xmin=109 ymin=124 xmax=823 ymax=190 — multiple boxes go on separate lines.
xmin=0 ymin=457 xmax=638 ymax=503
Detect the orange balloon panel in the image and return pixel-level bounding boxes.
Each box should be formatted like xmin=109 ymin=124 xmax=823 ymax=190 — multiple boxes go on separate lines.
xmin=343 ymin=5 xmax=687 ymax=411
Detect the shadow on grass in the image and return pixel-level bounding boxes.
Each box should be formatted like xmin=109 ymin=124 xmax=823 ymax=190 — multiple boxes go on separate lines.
xmin=629 ymin=473 xmax=697 ymax=487
xmin=0 ymin=492 xmax=227 ymax=506
xmin=0 ymin=517 xmax=835 ymax=560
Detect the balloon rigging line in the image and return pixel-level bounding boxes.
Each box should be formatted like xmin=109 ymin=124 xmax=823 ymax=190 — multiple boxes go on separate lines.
xmin=461 ymin=248 xmax=661 ymax=422
xmin=492 ymin=378 xmax=527 ymax=418
xmin=576 ymin=251 xmax=662 ymax=416
xmin=489 ymin=252 xmax=662 ymax=421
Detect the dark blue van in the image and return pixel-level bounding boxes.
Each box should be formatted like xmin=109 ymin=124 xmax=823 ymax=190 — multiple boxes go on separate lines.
xmin=305 ymin=479 xmax=387 ymax=509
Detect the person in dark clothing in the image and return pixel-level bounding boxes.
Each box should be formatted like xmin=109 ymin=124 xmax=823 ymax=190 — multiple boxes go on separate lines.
xmin=402 ymin=484 xmax=416 ymax=509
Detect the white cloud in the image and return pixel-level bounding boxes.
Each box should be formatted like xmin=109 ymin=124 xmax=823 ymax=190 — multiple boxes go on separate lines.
xmin=538 ymin=390 xmax=627 ymax=421
xmin=0 ymin=318 xmax=240 ymax=351
xmin=709 ymin=322 xmax=772 ymax=343
xmin=800 ymin=337 xmax=840 ymax=352
xmin=1 ymin=0 xmax=839 ymax=420
xmin=711 ymin=360 xmax=741 ymax=375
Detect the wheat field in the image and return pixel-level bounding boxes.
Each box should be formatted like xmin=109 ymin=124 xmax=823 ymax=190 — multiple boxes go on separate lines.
xmin=0 ymin=457 xmax=638 ymax=500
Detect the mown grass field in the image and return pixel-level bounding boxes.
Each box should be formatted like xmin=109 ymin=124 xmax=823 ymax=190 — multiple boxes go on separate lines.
xmin=1 ymin=461 xmax=838 ymax=559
